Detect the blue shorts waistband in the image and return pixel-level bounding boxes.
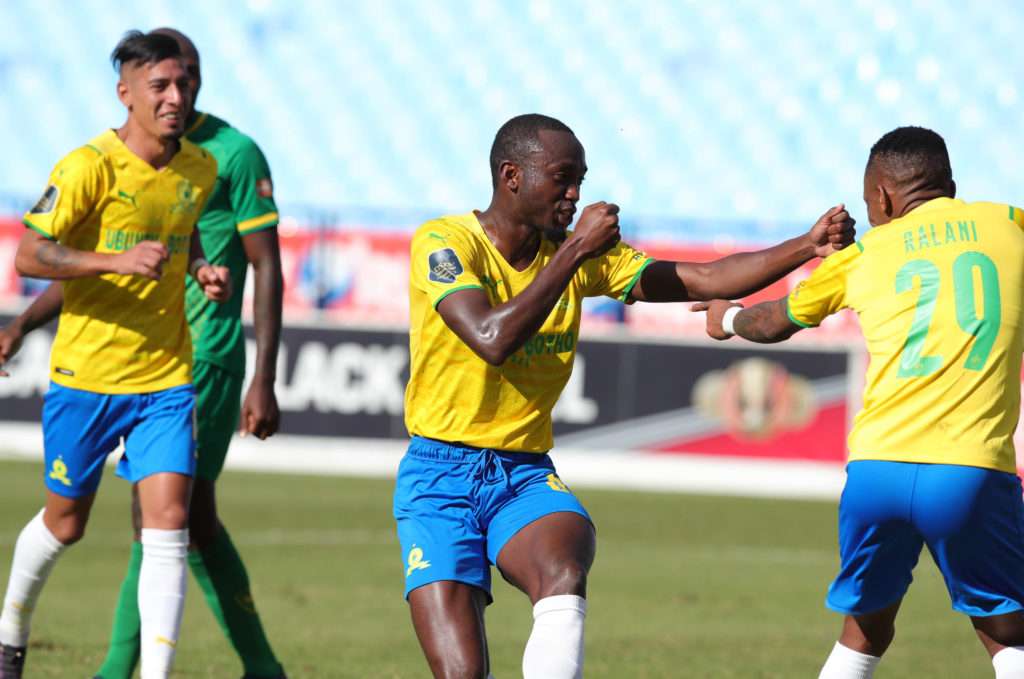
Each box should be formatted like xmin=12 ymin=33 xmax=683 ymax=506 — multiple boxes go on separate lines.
xmin=407 ymin=436 xmax=547 ymax=465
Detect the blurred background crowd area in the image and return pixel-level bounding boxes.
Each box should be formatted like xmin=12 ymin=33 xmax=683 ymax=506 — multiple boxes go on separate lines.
xmin=1 ymin=0 xmax=1019 ymax=338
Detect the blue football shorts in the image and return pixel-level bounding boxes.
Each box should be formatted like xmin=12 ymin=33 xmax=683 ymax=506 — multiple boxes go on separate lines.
xmin=41 ymin=381 xmax=198 ymax=498
xmin=393 ymin=436 xmax=592 ymax=602
xmin=827 ymin=459 xmax=1024 ymax=617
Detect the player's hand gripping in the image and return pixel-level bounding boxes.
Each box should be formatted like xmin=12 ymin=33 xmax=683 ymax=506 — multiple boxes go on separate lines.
xmin=690 ymin=299 xmax=743 ymax=340
xmin=116 ymin=240 xmax=170 ymax=280
xmin=806 ymin=204 xmax=856 ymax=257
xmin=568 ymin=202 xmax=622 ymax=258
xmin=195 ymin=265 xmax=233 ymax=302
xmin=0 ymin=323 xmax=25 ymax=377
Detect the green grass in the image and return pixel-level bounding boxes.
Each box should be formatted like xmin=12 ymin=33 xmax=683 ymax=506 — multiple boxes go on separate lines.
xmin=0 ymin=458 xmax=990 ymax=677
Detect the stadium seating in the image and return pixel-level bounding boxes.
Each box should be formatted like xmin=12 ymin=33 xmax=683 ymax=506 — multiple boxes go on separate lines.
xmin=1 ymin=0 xmax=1020 ymax=242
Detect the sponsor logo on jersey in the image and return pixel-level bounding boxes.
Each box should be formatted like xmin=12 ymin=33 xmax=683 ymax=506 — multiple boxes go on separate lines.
xmin=406 ymin=545 xmax=431 ymax=576
xmin=29 ymin=185 xmax=59 ymax=215
xmin=118 ymin=189 xmax=138 ymax=208
xmin=480 ymin=274 xmax=503 ymax=301
xmin=170 ymin=181 xmax=199 ymax=216
xmin=428 ymin=247 xmax=463 ymax=284
xmin=54 ymin=367 xmax=74 ymax=376
xmin=255 ymin=177 xmax=273 ymax=198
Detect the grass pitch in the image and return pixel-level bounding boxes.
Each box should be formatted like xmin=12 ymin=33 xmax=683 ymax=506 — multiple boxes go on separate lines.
xmin=0 ymin=457 xmax=989 ymax=677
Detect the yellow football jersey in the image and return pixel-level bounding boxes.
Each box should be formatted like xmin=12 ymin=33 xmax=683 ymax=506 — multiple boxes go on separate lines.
xmin=405 ymin=211 xmax=653 ymax=452
xmin=788 ymin=198 xmax=1024 ymax=472
xmin=22 ymin=129 xmax=217 ymax=393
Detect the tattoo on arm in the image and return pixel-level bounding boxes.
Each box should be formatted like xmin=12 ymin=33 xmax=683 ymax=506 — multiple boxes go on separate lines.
xmin=35 ymin=240 xmax=83 ymax=272
xmin=734 ymin=298 xmax=801 ymax=343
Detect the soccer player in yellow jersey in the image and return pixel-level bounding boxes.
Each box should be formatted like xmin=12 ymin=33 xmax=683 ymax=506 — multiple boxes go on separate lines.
xmin=396 ymin=113 xmax=856 ymax=679
xmin=0 ymin=32 xmax=230 ymax=679
xmin=696 ymin=126 xmax=1024 ymax=679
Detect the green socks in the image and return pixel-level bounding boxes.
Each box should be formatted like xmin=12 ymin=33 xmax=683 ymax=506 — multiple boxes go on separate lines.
xmin=188 ymin=529 xmax=282 ymax=678
xmin=94 ymin=541 xmax=142 ymax=679
xmin=95 ymin=531 xmax=281 ymax=679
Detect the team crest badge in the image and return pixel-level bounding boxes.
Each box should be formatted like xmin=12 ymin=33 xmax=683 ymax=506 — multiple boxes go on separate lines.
xmin=428 ymin=247 xmax=463 ymax=284
xmin=170 ymin=181 xmax=198 ymax=216
xmin=255 ymin=177 xmax=273 ymax=198
xmin=29 ymin=185 xmax=59 ymax=215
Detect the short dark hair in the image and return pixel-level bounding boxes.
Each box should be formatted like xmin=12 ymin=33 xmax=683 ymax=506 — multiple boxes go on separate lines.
xmin=867 ymin=126 xmax=952 ymax=188
xmin=110 ymin=30 xmax=182 ymax=72
xmin=489 ymin=114 xmax=575 ymax=188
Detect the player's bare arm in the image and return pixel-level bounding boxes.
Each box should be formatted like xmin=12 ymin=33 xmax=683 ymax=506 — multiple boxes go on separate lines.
xmin=630 ymin=204 xmax=854 ymax=302
xmin=0 ymin=282 xmax=63 ymax=377
xmin=16 ymin=228 xmax=170 ymax=280
xmin=692 ymin=297 xmax=801 ymax=343
xmin=239 ymin=227 xmax=283 ymax=439
xmin=438 ymin=202 xmax=620 ymax=365
xmin=187 ymin=228 xmax=232 ymax=301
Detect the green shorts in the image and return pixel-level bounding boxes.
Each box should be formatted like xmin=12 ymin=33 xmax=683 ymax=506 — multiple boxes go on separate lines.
xmin=193 ymin=359 xmax=244 ymax=481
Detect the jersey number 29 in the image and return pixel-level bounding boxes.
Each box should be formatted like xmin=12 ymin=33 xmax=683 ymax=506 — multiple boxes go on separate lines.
xmin=896 ymin=251 xmax=1000 ymax=377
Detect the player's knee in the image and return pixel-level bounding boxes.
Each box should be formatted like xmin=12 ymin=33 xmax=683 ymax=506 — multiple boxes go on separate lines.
xmin=142 ymin=503 xmax=189 ymax=530
xmin=187 ymin=511 xmax=222 ymax=549
xmin=47 ymin=515 xmax=88 ymax=545
xmin=539 ymin=559 xmax=589 ymax=598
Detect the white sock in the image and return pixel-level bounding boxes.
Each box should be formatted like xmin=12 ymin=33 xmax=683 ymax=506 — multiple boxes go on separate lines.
xmin=522 ymin=594 xmax=587 ymax=679
xmin=138 ymin=528 xmax=188 ymax=679
xmin=0 ymin=509 xmax=67 ymax=647
xmin=818 ymin=641 xmax=881 ymax=679
xmin=993 ymin=647 xmax=1024 ymax=678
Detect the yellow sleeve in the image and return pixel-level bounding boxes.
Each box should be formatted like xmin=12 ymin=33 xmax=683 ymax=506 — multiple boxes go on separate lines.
xmin=786 ymin=243 xmax=859 ymax=327
xmin=582 ymin=240 xmax=654 ymax=303
xmin=22 ymin=147 xmax=104 ymax=241
xmin=409 ymin=220 xmax=485 ymax=309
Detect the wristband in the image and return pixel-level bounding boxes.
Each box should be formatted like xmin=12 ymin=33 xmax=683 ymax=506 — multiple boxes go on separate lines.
xmin=721 ymin=306 xmax=741 ymax=336
xmin=188 ymin=257 xmax=209 ymax=280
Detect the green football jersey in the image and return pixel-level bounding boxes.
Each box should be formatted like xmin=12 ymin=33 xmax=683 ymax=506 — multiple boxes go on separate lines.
xmin=183 ymin=112 xmax=279 ymax=376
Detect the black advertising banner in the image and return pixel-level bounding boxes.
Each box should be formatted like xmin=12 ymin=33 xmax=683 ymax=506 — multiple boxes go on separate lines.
xmin=0 ymin=314 xmax=853 ymax=461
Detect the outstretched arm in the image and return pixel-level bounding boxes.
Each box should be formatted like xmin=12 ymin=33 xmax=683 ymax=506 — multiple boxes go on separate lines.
xmin=0 ymin=282 xmax=63 ymax=377
xmin=692 ymin=297 xmax=803 ymax=343
xmin=238 ymin=227 xmax=283 ymax=439
xmin=631 ymin=205 xmax=854 ymax=302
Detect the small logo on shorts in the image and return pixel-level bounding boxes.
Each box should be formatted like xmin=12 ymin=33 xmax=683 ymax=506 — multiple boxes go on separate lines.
xmin=48 ymin=457 xmax=72 ymax=486
xmin=545 ymin=473 xmax=570 ymax=493
xmin=406 ymin=545 xmax=431 ymax=576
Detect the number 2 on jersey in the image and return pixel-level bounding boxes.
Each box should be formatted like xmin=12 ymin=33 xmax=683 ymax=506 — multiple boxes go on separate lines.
xmin=896 ymin=251 xmax=1000 ymax=377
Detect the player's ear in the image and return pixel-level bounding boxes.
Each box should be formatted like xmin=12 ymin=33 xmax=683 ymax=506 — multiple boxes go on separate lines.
xmin=117 ymin=78 xmax=132 ymax=109
xmin=877 ymin=181 xmax=895 ymax=220
xmin=498 ymin=160 xmax=520 ymax=193
xmin=949 ymin=179 xmax=956 ymax=199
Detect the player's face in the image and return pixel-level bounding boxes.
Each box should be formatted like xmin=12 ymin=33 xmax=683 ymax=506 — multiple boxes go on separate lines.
xmin=518 ymin=130 xmax=587 ymax=242
xmin=121 ymin=57 xmax=192 ymax=141
xmin=178 ymin=44 xmax=201 ymax=115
